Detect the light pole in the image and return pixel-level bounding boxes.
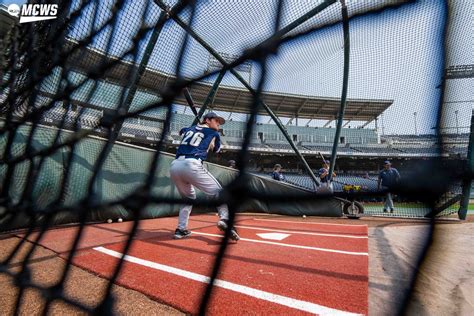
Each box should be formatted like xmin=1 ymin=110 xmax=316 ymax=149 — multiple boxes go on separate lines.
xmin=381 ymin=113 xmax=385 ymax=136
xmin=455 ymin=110 xmax=459 ymax=134
xmin=413 ymin=112 xmax=417 ymax=135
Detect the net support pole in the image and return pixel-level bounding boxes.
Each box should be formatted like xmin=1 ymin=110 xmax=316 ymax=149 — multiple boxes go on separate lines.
xmin=328 ymin=0 xmax=350 ymax=181
xmin=458 ymin=180 xmax=471 ymax=220
xmin=458 ymin=110 xmax=474 ymax=220
xmin=154 ymin=0 xmax=337 ymax=188
xmin=192 ymin=69 xmax=226 ymax=125
xmin=259 ymin=99 xmax=321 ymax=186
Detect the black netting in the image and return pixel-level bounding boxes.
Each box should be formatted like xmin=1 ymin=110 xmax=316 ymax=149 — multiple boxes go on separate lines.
xmin=0 ymin=0 xmax=472 ymax=314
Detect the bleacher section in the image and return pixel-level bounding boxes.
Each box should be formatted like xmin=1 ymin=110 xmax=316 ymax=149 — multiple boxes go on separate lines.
xmin=384 ymin=133 xmax=469 ymax=158
xmin=385 ymin=134 xmax=438 ymax=143
xmin=444 ymin=145 xmax=469 ymax=157
xmin=39 ymin=105 xmax=163 ymax=142
xmin=35 ymin=109 xmax=467 ymax=158
xmin=258 ymin=172 xmax=380 ymax=193
xmin=302 ymin=144 xmax=356 ymax=153
xmin=265 ymin=142 xmax=305 ymax=151
xmin=284 ymin=174 xmax=318 ymax=191
xmin=349 ymin=144 xmax=397 ymax=154
xmin=336 ymin=175 xmax=379 ymax=191
xmin=441 ymin=134 xmax=469 ymax=158
xmin=394 ymin=146 xmax=440 ymax=154
xmin=41 ymin=107 xmax=102 ymax=131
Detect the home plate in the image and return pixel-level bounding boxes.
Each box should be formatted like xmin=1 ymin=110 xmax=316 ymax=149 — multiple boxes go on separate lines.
xmin=256 ymin=233 xmax=290 ymax=241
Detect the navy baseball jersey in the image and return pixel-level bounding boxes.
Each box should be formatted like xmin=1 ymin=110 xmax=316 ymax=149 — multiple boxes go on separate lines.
xmin=318 ymin=168 xmax=330 ymax=183
xmin=175 ymin=124 xmax=221 ymax=161
xmin=378 ymin=168 xmax=400 ymax=187
xmin=271 ymin=171 xmax=285 ymax=181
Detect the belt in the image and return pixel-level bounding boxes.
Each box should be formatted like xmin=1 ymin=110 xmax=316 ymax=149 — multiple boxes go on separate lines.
xmin=177 ymin=155 xmax=202 ymax=163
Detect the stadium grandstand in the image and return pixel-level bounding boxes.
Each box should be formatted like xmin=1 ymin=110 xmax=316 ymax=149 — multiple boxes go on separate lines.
xmin=13 ymin=86 xmax=471 ymax=204
xmin=2 ymin=36 xmax=463 ymax=154
xmin=23 ymin=94 xmax=469 ymax=179
xmin=1 ymin=35 xmax=469 ymax=221
xmin=1 ymin=20 xmax=465 ymax=169
xmin=2 ymin=33 xmax=468 ymax=198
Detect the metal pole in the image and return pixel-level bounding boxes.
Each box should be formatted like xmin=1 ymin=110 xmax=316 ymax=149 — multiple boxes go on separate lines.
xmin=382 ymin=113 xmax=385 ymax=136
xmin=328 ymin=0 xmax=350 ymax=181
xmin=414 ymin=112 xmax=417 ymax=135
xmin=192 ymin=70 xmax=226 ymax=125
xmin=458 ymin=110 xmax=474 ymax=220
xmin=455 ymin=110 xmax=459 ymax=134
xmin=153 ymin=0 xmax=337 ymax=187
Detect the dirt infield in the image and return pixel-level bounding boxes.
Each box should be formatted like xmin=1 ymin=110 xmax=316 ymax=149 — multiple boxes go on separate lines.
xmin=0 ymin=237 xmax=183 ymax=315
xmin=368 ymin=216 xmax=474 ymax=315
xmin=1 ymin=214 xmax=473 ymax=315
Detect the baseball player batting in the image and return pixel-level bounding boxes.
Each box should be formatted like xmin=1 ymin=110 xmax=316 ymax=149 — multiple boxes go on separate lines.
xmin=170 ymin=112 xmax=240 ymax=241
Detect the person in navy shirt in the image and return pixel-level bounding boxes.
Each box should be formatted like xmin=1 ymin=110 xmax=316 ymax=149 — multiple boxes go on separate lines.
xmin=377 ymin=160 xmax=401 ymax=213
xmin=170 ymin=112 xmax=239 ymax=241
xmin=271 ymin=164 xmax=285 ymax=181
xmin=318 ymin=160 xmax=336 ymax=184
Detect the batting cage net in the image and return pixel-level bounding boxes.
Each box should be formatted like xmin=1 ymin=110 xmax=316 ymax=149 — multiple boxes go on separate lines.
xmin=0 ymin=0 xmax=472 ymax=314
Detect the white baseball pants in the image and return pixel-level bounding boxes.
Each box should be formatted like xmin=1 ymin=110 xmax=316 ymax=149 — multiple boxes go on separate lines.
xmin=384 ymin=192 xmax=394 ymax=211
xmin=170 ymin=156 xmax=229 ymax=230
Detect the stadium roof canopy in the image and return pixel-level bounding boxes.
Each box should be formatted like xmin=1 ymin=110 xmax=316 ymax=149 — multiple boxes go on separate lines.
xmin=1 ymin=6 xmax=392 ymax=123
xmin=183 ymin=83 xmax=393 ymax=122
xmin=68 ymin=40 xmax=392 ymax=123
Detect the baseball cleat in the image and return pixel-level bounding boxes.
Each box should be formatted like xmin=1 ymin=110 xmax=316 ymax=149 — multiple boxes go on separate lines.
xmin=217 ymin=219 xmax=228 ymax=230
xmin=229 ymin=229 xmax=240 ymax=241
xmin=217 ymin=220 xmax=240 ymax=241
xmin=174 ymin=228 xmax=192 ymax=239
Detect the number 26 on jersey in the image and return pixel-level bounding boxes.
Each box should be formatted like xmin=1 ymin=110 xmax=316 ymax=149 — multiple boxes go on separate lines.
xmin=181 ymin=131 xmax=204 ymax=146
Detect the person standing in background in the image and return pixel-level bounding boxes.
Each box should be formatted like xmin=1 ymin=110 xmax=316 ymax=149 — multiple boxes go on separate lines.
xmin=377 ymin=160 xmax=401 ymax=213
xmin=318 ymin=160 xmax=336 ymax=184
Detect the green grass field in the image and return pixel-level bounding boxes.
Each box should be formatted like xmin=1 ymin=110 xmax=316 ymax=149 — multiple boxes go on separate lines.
xmin=361 ymin=202 xmax=474 ymax=216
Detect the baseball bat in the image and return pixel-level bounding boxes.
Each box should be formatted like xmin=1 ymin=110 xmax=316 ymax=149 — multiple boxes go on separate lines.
xmin=183 ymin=88 xmax=224 ymax=136
xmin=318 ymin=152 xmax=326 ymax=163
xmin=183 ymin=88 xmax=199 ymax=117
